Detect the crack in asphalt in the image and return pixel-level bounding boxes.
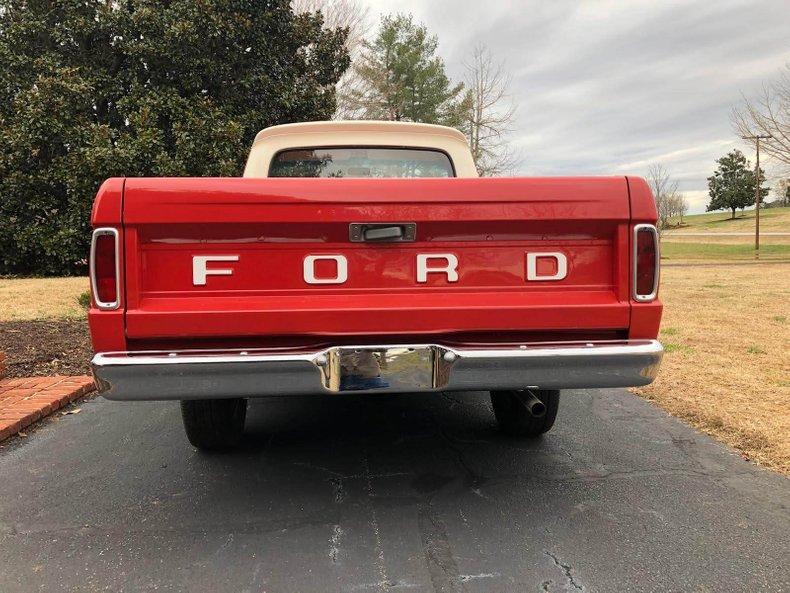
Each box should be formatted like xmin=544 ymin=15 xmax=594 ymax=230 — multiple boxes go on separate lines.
xmin=430 ymin=412 xmax=488 ymax=492
xmin=329 ymin=524 xmax=343 ymax=564
xmin=330 ymin=477 xmax=346 ymax=504
xmin=362 ymin=450 xmax=390 ymax=592
xmin=459 ymin=572 xmax=498 ymax=582
xmin=417 ymin=505 xmax=464 ymax=593
xmin=545 ymin=551 xmax=584 ymax=591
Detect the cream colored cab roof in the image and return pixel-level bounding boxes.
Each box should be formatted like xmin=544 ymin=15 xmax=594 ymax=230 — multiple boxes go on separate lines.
xmin=243 ymin=120 xmax=478 ymax=178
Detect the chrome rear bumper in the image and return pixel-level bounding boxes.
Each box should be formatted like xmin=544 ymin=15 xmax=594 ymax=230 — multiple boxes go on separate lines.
xmin=91 ymin=340 xmax=663 ymax=401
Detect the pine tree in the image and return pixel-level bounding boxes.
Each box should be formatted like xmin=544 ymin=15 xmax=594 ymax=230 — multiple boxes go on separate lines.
xmin=345 ymin=13 xmax=467 ymax=126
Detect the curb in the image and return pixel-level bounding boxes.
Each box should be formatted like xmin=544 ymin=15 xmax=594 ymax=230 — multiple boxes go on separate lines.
xmin=0 ymin=376 xmax=95 ymax=441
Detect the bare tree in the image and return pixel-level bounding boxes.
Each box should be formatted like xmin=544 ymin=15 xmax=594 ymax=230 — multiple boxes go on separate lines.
xmin=676 ymin=192 xmax=689 ymax=224
xmin=773 ymin=177 xmax=790 ymax=206
xmin=732 ymin=65 xmax=790 ymax=167
xmin=647 ymin=163 xmax=680 ymax=232
xmin=463 ymin=44 xmax=519 ymax=176
xmin=292 ymin=0 xmax=370 ymax=119
xmin=668 ymin=192 xmax=689 ymax=224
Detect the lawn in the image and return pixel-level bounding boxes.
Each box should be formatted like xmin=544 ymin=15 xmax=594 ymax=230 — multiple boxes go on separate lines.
xmin=665 ymin=206 xmax=790 ymax=233
xmin=660 ymin=242 xmax=790 ymax=260
xmin=0 ymin=277 xmax=88 ymax=321
xmin=634 ymin=261 xmax=790 ymax=474
xmin=661 ymin=207 xmax=790 ymax=256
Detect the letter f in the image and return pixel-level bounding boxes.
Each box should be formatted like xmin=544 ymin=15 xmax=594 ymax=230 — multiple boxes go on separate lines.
xmin=193 ymin=255 xmax=239 ymax=286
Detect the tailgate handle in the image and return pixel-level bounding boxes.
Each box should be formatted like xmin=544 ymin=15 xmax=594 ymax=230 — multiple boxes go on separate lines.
xmin=350 ymin=223 xmax=416 ymax=243
xmin=364 ymin=225 xmax=403 ymax=241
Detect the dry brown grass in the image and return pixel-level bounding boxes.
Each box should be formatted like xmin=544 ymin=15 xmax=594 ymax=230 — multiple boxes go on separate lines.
xmin=634 ymin=261 xmax=790 ymax=474
xmin=0 ymin=277 xmax=89 ymax=321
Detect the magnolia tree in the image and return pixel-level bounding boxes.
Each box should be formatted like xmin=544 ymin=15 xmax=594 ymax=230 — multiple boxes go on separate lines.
xmin=706 ymin=150 xmax=768 ymax=219
xmin=0 ymin=0 xmax=350 ymax=275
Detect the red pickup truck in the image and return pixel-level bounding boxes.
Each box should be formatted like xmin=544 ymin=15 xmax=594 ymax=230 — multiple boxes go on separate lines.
xmin=88 ymin=121 xmax=662 ymax=450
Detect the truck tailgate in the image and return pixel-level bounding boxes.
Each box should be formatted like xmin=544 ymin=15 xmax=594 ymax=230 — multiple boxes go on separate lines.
xmin=121 ymin=177 xmax=632 ymax=341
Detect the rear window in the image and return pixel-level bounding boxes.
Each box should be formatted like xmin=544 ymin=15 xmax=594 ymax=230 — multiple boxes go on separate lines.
xmin=268 ymin=147 xmax=455 ymax=178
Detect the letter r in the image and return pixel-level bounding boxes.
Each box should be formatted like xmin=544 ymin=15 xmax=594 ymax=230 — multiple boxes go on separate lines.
xmin=416 ymin=254 xmax=459 ymax=283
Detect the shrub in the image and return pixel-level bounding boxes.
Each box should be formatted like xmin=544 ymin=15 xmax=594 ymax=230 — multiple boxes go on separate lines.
xmin=0 ymin=0 xmax=350 ymax=275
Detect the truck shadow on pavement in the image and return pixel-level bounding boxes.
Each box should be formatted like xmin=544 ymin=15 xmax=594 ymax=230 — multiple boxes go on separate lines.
xmin=240 ymin=391 xmax=556 ymax=490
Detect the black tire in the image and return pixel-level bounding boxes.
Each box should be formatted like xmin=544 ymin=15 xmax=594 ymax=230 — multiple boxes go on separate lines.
xmin=180 ymin=398 xmax=247 ymax=451
xmin=490 ymin=389 xmax=560 ymax=437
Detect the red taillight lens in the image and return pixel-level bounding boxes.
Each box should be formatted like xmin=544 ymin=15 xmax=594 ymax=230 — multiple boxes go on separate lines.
xmin=91 ymin=229 xmax=118 ymax=308
xmin=634 ymin=225 xmax=658 ymax=301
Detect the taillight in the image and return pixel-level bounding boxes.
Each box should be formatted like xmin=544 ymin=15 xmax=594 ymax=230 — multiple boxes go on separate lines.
xmin=90 ymin=228 xmax=119 ymax=309
xmin=633 ymin=224 xmax=659 ymax=301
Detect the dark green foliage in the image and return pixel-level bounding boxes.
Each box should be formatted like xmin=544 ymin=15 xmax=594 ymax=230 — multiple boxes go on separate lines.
xmin=706 ymin=150 xmax=768 ymax=219
xmin=77 ymin=290 xmax=91 ymax=310
xmin=0 ymin=0 xmax=350 ymax=275
xmin=347 ymin=13 xmax=467 ymax=126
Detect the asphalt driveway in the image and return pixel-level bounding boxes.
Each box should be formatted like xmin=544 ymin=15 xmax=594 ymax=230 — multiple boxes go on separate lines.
xmin=0 ymin=389 xmax=788 ymax=592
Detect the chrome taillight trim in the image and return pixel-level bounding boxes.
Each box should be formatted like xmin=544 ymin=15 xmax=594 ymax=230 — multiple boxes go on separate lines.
xmin=90 ymin=227 xmax=120 ymax=310
xmin=632 ymin=223 xmax=659 ymax=302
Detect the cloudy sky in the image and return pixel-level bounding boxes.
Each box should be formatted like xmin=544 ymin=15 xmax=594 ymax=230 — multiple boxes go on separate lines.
xmin=363 ymin=0 xmax=789 ymax=212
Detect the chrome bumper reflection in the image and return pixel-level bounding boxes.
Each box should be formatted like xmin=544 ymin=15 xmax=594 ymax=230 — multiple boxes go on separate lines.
xmin=91 ymin=340 xmax=663 ymax=401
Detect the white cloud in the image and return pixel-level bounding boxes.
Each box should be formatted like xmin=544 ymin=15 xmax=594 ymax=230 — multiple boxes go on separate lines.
xmin=361 ymin=0 xmax=789 ymax=213
xmin=684 ymin=190 xmax=711 ymax=212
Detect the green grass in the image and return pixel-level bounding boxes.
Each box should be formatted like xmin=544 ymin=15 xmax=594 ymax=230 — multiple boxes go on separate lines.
xmin=663 ymin=342 xmax=694 ymax=354
xmin=77 ymin=290 xmax=91 ymax=310
xmin=666 ymin=206 xmax=790 ymax=232
xmin=660 ymin=242 xmax=790 ymax=260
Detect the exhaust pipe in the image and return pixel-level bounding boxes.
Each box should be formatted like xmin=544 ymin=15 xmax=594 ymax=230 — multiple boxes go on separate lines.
xmin=518 ymin=391 xmax=546 ymax=418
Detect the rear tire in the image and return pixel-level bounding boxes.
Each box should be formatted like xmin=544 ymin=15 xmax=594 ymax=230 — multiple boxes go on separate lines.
xmin=490 ymin=389 xmax=560 ymax=437
xmin=180 ymin=398 xmax=247 ymax=451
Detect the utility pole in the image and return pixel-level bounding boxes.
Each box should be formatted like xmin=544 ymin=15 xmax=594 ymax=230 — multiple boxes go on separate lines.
xmin=742 ymin=133 xmax=772 ymax=257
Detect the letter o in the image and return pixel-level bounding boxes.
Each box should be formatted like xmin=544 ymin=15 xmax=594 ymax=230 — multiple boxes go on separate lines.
xmin=304 ymin=255 xmax=348 ymax=285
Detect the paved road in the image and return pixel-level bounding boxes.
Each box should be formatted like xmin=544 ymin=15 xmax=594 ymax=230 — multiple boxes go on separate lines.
xmin=1 ymin=390 xmax=788 ymax=592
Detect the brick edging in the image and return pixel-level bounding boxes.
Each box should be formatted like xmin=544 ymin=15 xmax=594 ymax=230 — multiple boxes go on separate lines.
xmin=0 ymin=376 xmax=95 ymax=441
xmin=0 ymin=351 xmax=6 ymax=380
